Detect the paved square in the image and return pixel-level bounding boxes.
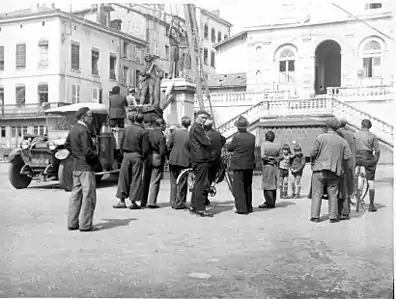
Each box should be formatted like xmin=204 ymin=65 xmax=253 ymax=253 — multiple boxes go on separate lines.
xmin=0 ymin=164 xmax=393 ymax=298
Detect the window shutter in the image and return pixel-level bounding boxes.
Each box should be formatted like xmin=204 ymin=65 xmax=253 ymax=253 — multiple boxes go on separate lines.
xmin=0 ymin=46 xmax=4 ymax=70
xmin=16 ymin=44 xmax=26 ymax=69
xmin=131 ymin=69 xmax=135 ymax=87
xmin=132 ymin=45 xmax=136 ymax=62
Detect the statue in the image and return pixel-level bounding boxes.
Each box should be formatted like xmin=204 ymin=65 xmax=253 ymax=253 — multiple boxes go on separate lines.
xmin=179 ymin=28 xmax=191 ymax=78
xmin=168 ymin=22 xmax=181 ymax=79
xmin=138 ymin=54 xmax=163 ymax=106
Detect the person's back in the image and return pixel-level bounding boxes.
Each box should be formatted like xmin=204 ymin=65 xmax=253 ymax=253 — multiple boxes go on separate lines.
xmin=338 ymin=127 xmax=356 ymax=167
xmin=354 ymin=129 xmax=380 ymax=157
xmin=207 ymin=128 xmax=226 ymax=159
xmin=120 ymin=123 xmax=148 ymax=159
xmin=229 ymin=131 xmax=256 ymax=170
xmin=110 ymin=93 xmax=127 ymax=119
xmin=169 ymin=128 xmax=190 ymax=168
xmin=311 ymin=131 xmax=349 ymax=176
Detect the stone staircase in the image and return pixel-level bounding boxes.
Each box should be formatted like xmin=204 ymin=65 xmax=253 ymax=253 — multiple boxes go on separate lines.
xmin=217 ymin=97 xmax=394 ymax=148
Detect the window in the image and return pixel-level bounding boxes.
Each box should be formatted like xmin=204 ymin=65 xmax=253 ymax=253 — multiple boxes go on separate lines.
xmin=38 ymin=40 xmax=48 ymax=68
xmin=39 ymin=126 xmax=45 ymax=136
xmin=33 ymin=126 xmax=38 ymax=135
xmin=0 ymin=46 xmax=4 ymax=70
xmin=15 ymin=85 xmax=25 ymax=107
xmin=71 ymin=85 xmax=80 ymax=103
xmin=217 ymin=31 xmax=222 ymax=43
xmin=204 ymin=24 xmax=209 ymax=40
xmin=366 ymin=3 xmax=382 ymax=9
xmin=1 ymin=126 xmax=5 ymax=138
xmin=165 ymin=45 xmax=169 ymax=60
xmin=0 ymin=87 xmax=3 ymax=114
xmin=22 ymin=126 xmax=28 ymax=136
xmin=123 ymin=41 xmax=129 ymax=58
xmin=278 ymin=48 xmax=296 ymax=83
xmin=110 ymin=55 xmax=117 ymax=80
xmin=17 ymin=127 xmax=22 ymax=137
xmin=92 ymin=49 xmax=99 ymax=75
xmin=203 ymin=48 xmax=208 ymax=65
xmin=210 ymin=51 xmax=215 ymax=67
xmin=362 ymin=40 xmax=382 ymax=78
xmin=16 ymin=43 xmax=26 ymax=69
xmin=122 ymin=66 xmax=129 ymax=84
xmin=11 ymin=126 xmax=16 ymax=137
xmin=92 ymin=87 xmax=99 ymax=103
xmin=38 ymin=84 xmax=48 ymax=104
xmin=71 ymin=42 xmax=80 ymax=71
xmin=135 ymin=47 xmax=143 ymax=64
xmin=211 ymin=28 xmax=216 ymax=43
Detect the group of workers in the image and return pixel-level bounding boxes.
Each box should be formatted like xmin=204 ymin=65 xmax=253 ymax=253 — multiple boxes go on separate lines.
xmin=64 ymin=97 xmax=381 ymax=231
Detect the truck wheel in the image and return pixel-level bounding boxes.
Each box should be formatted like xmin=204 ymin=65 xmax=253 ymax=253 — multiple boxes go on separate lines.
xmin=58 ymin=158 xmax=73 ymax=192
xmin=8 ymin=156 xmax=32 ymax=189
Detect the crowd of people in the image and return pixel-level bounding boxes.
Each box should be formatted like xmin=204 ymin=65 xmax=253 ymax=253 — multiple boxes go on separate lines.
xmin=64 ymin=104 xmax=381 ymax=231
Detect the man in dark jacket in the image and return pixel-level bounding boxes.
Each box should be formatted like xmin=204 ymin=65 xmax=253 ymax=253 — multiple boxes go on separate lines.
xmin=337 ymin=119 xmax=356 ymax=219
xmin=113 ymin=113 xmax=149 ymax=209
xmin=310 ymin=118 xmax=352 ymax=223
xmin=188 ymin=110 xmax=213 ymax=217
xmin=204 ymin=118 xmax=226 ymax=205
xmin=64 ymin=107 xmax=99 ymax=232
xmin=141 ymin=118 xmax=167 ymax=208
xmin=227 ymin=116 xmax=256 ymax=214
xmin=167 ymin=116 xmax=191 ymax=209
xmin=109 ymin=86 xmax=128 ymax=128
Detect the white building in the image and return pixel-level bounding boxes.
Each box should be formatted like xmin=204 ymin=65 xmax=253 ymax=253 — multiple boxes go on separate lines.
xmin=0 ymin=7 xmax=147 ymax=148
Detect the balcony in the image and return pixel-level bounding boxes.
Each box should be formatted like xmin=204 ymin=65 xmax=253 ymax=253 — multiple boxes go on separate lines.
xmin=326 ymin=85 xmax=394 ymax=102
xmin=194 ymin=90 xmax=290 ymax=108
xmin=0 ymin=102 xmax=70 ymax=119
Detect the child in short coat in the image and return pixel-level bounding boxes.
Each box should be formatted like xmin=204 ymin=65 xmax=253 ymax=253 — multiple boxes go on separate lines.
xmin=289 ymin=142 xmax=306 ymax=199
xmin=278 ymin=144 xmax=291 ymax=199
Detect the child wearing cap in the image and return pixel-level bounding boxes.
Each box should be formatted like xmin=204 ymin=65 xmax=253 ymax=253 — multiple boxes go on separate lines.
xmin=290 ymin=141 xmax=306 ymax=199
xmin=278 ymin=143 xmax=291 ymax=199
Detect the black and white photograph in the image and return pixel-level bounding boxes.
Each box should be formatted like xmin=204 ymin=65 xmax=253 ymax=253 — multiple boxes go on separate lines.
xmin=0 ymin=0 xmax=394 ymax=297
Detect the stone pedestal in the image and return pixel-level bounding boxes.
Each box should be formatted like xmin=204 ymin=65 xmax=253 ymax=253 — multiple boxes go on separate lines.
xmin=161 ymin=78 xmax=196 ymax=127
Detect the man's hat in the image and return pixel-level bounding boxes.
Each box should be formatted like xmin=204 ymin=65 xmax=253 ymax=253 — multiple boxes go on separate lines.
xmin=128 ymin=87 xmax=135 ymax=93
xmin=234 ymin=116 xmax=249 ymax=129
xmin=326 ymin=118 xmax=340 ymax=130
xmin=292 ymin=140 xmax=301 ymax=150
xmin=196 ymin=110 xmax=210 ymax=117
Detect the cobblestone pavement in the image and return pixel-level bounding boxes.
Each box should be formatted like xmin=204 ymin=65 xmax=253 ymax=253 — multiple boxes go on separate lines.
xmin=0 ymin=164 xmax=394 ymax=298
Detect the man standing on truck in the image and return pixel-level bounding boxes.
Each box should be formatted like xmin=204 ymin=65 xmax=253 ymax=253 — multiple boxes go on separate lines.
xmin=65 ymin=107 xmax=99 ymax=232
xmin=109 ymin=86 xmax=128 ymax=128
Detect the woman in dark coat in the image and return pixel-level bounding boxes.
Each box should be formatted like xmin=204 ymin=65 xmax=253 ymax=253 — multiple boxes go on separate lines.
xmin=259 ymin=131 xmax=281 ymax=209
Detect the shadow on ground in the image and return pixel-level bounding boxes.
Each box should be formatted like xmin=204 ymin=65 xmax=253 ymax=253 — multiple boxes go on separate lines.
xmin=94 ymin=218 xmax=138 ymax=231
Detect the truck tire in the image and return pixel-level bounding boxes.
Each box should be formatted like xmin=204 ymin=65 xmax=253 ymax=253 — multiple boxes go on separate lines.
xmin=58 ymin=158 xmax=73 ymax=192
xmin=8 ymin=156 xmax=32 ymax=189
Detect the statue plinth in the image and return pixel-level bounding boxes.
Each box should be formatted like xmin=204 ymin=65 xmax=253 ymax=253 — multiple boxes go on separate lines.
xmin=161 ymin=78 xmax=196 ymax=126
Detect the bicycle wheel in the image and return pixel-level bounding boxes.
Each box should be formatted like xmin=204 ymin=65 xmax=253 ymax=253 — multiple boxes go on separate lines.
xmin=176 ymin=168 xmax=194 ymax=192
xmin=355 ymin=166 xmax=368 ymax=212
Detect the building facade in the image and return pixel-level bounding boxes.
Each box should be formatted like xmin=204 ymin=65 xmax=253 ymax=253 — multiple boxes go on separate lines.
xmin=0 ymin=8 xmax=147 ymax=149
xmin=214 ymin=1 xmax=394 ymax=96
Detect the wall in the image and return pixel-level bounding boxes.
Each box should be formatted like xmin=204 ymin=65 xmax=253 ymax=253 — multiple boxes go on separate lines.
xmin=215 ymin=35 xmax=247 ymax=74
xmin=0 ymin=16 xmax=62 ymax=105
xmin=59 ymin=18 xmax=120 ymax=106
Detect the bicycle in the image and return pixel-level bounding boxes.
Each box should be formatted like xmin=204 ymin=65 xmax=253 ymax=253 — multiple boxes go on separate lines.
xmin=350 ymin=165 xmax=369 ymax=212
xmin=175 ymin=153 xmax=234 ymax=201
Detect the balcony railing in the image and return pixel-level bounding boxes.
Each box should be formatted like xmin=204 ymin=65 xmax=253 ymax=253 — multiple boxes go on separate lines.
xmin=194 ymin=90 xmax=290 ymax=107
xmin=327 ymin=85 xmax=393 ymax=99
xmin=0 ymin=102 xmax=70 ymax=118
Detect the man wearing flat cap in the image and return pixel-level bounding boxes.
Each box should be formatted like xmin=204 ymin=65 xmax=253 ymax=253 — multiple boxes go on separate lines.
xmin=188 ymin=110 xmax=213 ymax=217
xmin=227 ymin=116 xmax=256 ymax=214
xmin=310 ymin=118 xmax=351 ymax=223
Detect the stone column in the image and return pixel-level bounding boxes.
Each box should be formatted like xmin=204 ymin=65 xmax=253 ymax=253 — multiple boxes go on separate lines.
xmin=161 ymin=78 xmax=196 ymax=127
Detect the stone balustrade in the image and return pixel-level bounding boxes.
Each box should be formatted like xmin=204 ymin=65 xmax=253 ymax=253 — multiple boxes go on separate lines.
xmin=194 ymin=90 xmax=290 ymax=107
xmin=217 ymin=97 xmax=394 ymax=146
xmin=327 ymin=85 xmax=393 ymax=99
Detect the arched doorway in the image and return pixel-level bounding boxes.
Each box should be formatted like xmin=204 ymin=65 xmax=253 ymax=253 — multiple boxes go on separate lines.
xmin=314 ymin=40 xmax=342 ymax=95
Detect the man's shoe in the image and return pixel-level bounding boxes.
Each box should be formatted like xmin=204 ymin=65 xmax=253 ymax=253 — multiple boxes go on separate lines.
xmin=68 ymin=227 xmax=79 ymax=231
xmin=148 ymin=204 xmax=160 ymax=209
xmin=128 ymin=203 xmax=142 ymax=210
xmin=113 ymin=202 xmax=127 ymax=209
xmin=340 ymin=214 xmax=350 ymax=220
xmin=235 ymin=211 xmax=249 ymax=215
xmin=368 ymin=205 xmax=377 ymax=212
xmin=330 ymin=218 xmax=339 ymax=223
xmin=79 ymin=227 xmax=98 ymax=232
xmin=174 ymin=205 xmax=188 ymax=210
xmin=258 ymin=203 xmax=274 ymax=209
xmin=196 ymin=210 xmax=213 ymax=217
xmin=310 ymin=218 xmax=319 ymax=223
xmin=140 ymin=203 xmax=147 ymax=208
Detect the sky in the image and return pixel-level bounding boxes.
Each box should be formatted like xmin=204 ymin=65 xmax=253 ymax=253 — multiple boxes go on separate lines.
xmin=0 ymin=0 xmax=296 ymax=35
